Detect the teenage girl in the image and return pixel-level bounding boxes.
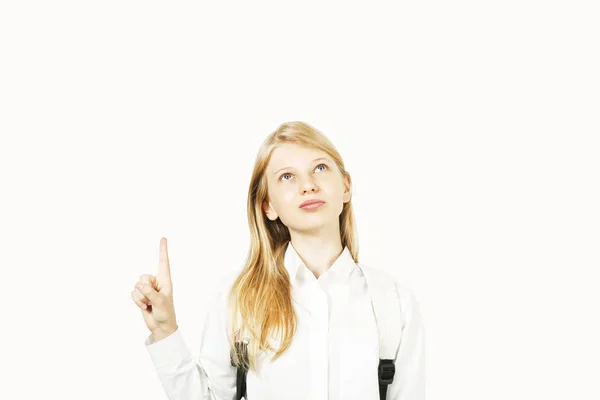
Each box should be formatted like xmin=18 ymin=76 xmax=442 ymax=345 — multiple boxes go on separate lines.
xmin=131 ymin=121 xmax=425 ymax=399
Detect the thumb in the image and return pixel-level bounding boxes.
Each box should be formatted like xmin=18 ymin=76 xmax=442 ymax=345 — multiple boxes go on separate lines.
xmin=157 ymin=237 xmax=172 ymax=283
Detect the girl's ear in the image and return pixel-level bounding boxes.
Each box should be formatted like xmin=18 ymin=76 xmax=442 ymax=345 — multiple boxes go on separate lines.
xmin=263 ymin=199 xmax=278 ymax=221
xmin=343 ymin=174 xmax=352 ymax=203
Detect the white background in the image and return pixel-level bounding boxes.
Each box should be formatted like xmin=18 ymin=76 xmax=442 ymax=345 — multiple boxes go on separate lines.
xmin=1 ymin=1 xmax=598 ymax=399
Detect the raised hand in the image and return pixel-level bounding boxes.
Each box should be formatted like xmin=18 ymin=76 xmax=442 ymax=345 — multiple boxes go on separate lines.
xmin=131 ymin=237 xmax=178 ymax=339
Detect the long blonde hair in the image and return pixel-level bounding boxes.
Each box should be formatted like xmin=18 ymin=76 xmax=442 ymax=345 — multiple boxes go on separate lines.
xmin=227 ymin=121 xmax=360 ymax=373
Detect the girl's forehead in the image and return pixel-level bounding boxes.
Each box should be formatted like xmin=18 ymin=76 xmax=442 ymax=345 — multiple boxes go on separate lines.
xmin=269 ymin=144 xmax=327 ymax=164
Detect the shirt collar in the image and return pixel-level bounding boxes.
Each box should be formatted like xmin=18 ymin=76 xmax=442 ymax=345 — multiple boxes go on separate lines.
xmin=283 ymin=240 xmax=357 ymax=286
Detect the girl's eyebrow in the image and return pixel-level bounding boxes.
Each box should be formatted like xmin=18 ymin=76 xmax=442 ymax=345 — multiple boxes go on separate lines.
xmin=272 ymin=157 xmax=332 ymax=177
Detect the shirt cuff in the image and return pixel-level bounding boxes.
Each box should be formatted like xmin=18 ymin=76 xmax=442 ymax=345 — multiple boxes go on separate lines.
xmin=144 ymin=328 xmax=194 ymax=370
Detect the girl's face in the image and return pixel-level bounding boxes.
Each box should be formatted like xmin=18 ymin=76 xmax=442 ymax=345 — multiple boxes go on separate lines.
xmin=263 ymin=143 xmax=351 ymax=233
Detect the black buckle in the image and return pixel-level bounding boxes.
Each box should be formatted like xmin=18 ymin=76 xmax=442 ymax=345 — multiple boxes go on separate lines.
xmin=378 ymin=360 xmax=395 ymax=385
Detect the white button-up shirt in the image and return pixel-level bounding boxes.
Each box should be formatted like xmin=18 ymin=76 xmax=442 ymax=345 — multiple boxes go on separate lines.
xmin=145 ymin=242 xmax=425 ymax=400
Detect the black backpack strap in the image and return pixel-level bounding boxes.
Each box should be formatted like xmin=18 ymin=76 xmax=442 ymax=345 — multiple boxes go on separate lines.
xmin=378 ymin=359 xmax=396 ymax=400
xmin=236 ymin=364 xmax=247 ymax=400
xmin=230 ymin=341 xmax=248 ymax=400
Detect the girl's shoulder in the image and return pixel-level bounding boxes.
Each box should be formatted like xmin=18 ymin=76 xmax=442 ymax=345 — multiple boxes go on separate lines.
xmin=356 ymin=262 xmax=417 ymax=298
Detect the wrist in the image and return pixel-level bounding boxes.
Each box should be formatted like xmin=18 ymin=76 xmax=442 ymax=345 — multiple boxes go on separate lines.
xmin=151 ymin=324 xmax=178 ymax=342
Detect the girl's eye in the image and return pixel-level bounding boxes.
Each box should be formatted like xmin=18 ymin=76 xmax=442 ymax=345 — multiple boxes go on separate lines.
xmin=280 ymin=163 xmax=328 ymax=181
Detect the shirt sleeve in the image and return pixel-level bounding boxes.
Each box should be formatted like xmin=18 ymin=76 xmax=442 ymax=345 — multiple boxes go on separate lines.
xmin=388 ymin=282 xmax=426 ymax=400
xmin=144 ymin=280 xmax=237 ymax=400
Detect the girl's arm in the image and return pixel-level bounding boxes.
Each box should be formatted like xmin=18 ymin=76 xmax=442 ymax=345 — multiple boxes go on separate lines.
xmin=145 ymin=281 xmax=237 ymax=400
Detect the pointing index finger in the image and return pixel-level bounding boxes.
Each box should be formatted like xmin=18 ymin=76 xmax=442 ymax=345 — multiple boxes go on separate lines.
xmin=158 ymin=237 xmax=171 ymax=281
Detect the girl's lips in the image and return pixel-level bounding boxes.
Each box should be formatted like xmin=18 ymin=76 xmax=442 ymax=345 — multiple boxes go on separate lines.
xmin=300 ymin=201 xmax=325 ymax=210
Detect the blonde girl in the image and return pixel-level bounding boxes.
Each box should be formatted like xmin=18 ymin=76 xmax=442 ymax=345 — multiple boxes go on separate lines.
xmin=132 ymin=121 xmax=425 ymax=399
